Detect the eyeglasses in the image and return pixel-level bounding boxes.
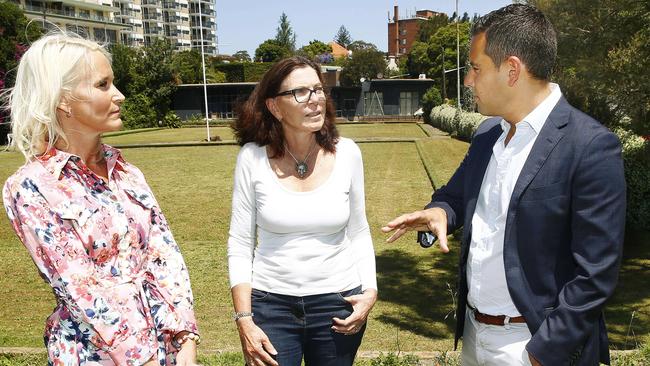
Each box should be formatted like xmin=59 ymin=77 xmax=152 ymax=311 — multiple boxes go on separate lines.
xmin=275 ymin=86 xmax=325 ymax=103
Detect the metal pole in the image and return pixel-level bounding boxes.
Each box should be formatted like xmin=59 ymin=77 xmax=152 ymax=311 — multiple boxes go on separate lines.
xmin=456 ymin=0 xmax=461 ymax=110
xmin=197 ymin=0 xmax=210 ymax=141
xmin=441 ymin=47 xmax=446 ymax=100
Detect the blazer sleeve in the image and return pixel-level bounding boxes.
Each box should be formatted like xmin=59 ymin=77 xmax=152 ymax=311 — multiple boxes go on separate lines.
xmin=424 ymin=148 xmax=467 ymax=233
xmin=526 ymin=131 xmax=626 ymax=365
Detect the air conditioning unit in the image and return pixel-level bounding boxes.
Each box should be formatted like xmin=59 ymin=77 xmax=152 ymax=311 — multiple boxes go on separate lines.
xmin=418 ymin=74 xmax=426 ymax=79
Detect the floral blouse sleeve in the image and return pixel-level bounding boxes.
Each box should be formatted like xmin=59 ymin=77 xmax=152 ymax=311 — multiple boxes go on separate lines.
xmin=125 ymin=165 xmax=198 ymax=337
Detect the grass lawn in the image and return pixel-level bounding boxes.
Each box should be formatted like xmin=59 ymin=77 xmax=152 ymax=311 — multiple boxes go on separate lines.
xmin=100 ymin=123 xmax=428 ymax=145
xmin=0 ymin=123 xmax=648 ymax=359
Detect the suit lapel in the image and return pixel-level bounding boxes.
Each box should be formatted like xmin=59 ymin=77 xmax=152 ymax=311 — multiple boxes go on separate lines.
xmin=508 ymin=97 xmax=570 ymax=209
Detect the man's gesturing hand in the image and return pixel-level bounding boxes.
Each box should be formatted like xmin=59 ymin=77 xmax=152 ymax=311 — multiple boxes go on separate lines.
xmin=381 ymin=207 xmax=449 ymax=252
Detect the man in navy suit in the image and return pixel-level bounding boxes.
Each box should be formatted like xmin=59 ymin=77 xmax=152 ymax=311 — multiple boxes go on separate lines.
xmin=382 ymin=4 xmax=626 ymax=366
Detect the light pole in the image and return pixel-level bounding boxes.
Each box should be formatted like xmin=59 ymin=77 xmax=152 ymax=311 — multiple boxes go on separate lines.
xmin=196 ymin=0 xmax=210 ymax=141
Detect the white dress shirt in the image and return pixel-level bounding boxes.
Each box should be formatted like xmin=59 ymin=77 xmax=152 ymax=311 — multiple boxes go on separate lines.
xmin=467 ymin=83 xmax=562 ymax=316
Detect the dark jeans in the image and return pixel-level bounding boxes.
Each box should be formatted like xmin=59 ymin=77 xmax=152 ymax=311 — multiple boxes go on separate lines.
xmin=251 ymin=286 xmax=366 ymax=366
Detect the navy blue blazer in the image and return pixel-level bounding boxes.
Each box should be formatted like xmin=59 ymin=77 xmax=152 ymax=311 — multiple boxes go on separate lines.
xmin=427 ymin=97 xmax=626 ymax=366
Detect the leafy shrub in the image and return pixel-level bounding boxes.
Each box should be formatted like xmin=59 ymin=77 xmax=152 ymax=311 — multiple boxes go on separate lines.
xmin=183 ymin=113 xmax=206 ymax=125
xmin=369 ymin=352 xmax=420 ymax=366
xmin=421 ymin=86 xmax=442 ymax=123
xmin=615 ymin=128 xmax=650 ymax=229
xmin=121 ymin=93 xmax=156 ymax=129
xmin=163 ymin=111 xmax=182 ymax=128
xmin=429 ymin=104 xmax=486 ymax=141
xmin=212 ymin=62 xmax=273 ymax=82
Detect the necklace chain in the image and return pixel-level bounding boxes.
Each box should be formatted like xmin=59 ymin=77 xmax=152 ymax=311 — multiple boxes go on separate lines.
xmin=285 ymin=141 xmax=317 ymax=179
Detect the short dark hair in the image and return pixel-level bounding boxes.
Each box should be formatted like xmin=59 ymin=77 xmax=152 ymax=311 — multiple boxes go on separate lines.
xmin=233 ymin=56 xmax=338 ymax=157
xmin=472 ymin=4 xmax=557 ymax=80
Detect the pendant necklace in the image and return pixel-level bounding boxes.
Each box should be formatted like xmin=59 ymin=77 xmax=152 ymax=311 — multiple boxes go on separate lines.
xmin=285 ymin=141 xmax=317 ymax=179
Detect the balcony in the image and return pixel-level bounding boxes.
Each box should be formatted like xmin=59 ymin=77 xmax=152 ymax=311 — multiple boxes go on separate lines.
xmin=141 ymin=0 xmax=161 ymax=8
xmin=161 ymin=1 xmax=179 ymax=10
xmin=23 ymin=5 xmax=125 ymax=26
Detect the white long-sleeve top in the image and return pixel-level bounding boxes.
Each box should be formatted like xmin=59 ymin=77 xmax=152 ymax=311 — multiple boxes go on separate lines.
xmin=227 ymin=137 xmax=377 ymax=296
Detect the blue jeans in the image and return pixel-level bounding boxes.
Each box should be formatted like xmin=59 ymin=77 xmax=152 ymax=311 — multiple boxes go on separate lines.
xmin=251 ymin=286 xmax=366 ymax=366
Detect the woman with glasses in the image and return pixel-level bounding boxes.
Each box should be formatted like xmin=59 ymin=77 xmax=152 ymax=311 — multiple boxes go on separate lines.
xmin=228 ymin=56 xmax=377 ymax=366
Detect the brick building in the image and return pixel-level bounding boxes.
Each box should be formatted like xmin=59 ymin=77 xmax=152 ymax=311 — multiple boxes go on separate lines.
xmin=387 ymin=5 xmax=444 ymax=57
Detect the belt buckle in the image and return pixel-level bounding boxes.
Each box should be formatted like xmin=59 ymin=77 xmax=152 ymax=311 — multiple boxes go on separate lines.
xmin=503 ymin=315 xmax=511 ymax=330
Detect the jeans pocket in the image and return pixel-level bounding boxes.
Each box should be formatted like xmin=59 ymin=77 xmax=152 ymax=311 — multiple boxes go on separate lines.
xmin=335 ymin=285 xmax=362 ymax=303
xmin=251 ymin=288 xmax=269 ymax=302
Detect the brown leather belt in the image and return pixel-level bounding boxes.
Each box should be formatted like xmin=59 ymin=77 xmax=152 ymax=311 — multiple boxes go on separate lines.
xmin=473 ymin=309 xmax=526 ymax=326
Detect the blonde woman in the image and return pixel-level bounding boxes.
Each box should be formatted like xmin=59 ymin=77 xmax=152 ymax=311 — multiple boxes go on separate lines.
xmin=2 ymin=32 xmax=200 ymax=365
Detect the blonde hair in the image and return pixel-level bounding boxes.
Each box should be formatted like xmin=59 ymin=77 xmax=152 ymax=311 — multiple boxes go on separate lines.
xmin=3 ymin=31 xmax=111 ymax=160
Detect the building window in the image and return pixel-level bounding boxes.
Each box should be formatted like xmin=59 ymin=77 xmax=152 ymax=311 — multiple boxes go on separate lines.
xmin=401 ymin=38 xmax=407 ymax=45
xmin=400 ymin=29 xmax=406 ymax=36
xmin=363 ymin=91 xmax=384 ymax=116
xmin=399 ymin=91 xmax=420 ymax=116
xmin=401 ymin=48 xmax=407 ymax=54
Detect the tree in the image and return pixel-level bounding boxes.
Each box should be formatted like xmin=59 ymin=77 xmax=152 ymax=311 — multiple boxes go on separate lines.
xmin=334 ymin=25 xmax=353 ymax=48
xmin=528 ymin=0 xmax=649 ymax=135
xmin=121 ymin=93 xmax=157 ymax=129
xmin=128 ymin=38 xmax=177 ymax=123
xmin=232 ymin=50 xmax=251 ymax=62
xmin=110 ymin=43 xmax=137 ymax=96
xmin=255 ymin=39 xmax=291 ymax=62
xmin=405 ymin=22 xmax=471 ymax=104
xmin=171 ymin=49 xmax=202 ymax=84
xmin=298 ymin=40 xmax=332 ymax=61
xmin=0 ymin=2 xmax=42 ymax=90
xmin=347 ymin=40 xmax=378 ymax=52
xmin=416 ymin=13 xmax=449 ymax=42
xmin=405 ymin=41 xmax=433 ymax=76
xmin=340 ymin=42 xmax=387 ymax=87
xmin=275 ymin=12 xmax=296 ymax=52
xmin=0 ymin=2 xmax=42 ymax=143
xmin=421 ymin=86 xmax=443 ymax=120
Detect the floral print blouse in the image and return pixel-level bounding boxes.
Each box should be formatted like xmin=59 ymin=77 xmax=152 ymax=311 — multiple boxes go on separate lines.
xmin=2 ymin=145 xmax=198 ymax=365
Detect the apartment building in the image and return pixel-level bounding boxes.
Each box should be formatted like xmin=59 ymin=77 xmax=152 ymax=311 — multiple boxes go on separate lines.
xmin=13 ymin=0 xmax=217 ymax=54
xmin=388 ymin=5 xmax=445 ymax=57
xmin=15 ymin=0 xmax=127 ymax=44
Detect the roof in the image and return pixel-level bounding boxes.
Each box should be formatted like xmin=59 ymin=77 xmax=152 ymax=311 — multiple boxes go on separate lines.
xmin=328 ymin=41 xmax=349 ymax=58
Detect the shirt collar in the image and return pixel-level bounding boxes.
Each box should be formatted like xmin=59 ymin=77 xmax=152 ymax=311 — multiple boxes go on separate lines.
xmin=519 ymin=83 xmax=562 ymax=134
xmin=37 ymin=144 xmax=126 ymax=179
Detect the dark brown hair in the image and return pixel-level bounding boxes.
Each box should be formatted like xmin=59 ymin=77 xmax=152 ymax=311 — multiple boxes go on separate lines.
xmin=232 ymin=56 xmax=339 ymax=157
xmin=472 ymin=4 xmax=557 ymax=81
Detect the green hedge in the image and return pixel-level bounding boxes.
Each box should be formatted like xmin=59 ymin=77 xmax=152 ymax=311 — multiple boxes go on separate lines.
xmin=429 ymin=104 xmax=487 ymax=141
xmin=429 ymin=105 xmax=650 ymax=230
xmin=616 ymin=128 xmax=650 ymax=229
xmin=212 ymin=62 xmax=273 ymax=82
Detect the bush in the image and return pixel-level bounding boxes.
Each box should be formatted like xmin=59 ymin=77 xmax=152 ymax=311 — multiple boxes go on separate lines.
xmin=615 ymin=128 xmax=650 ymax=229
xmin=429 ymin=104 xmax=487 ymax=141
xmin=212 ymin=62 xmax=274 ymax=82
xmin=421 ymin=86 xmax=442 ymax=123
xmin=121 ymin=93 xmax=157 ymax=129
xmin=163 ymin=111 xmax=182 ymax=128
xmin=368 ymin=353 xmax=420 ymax=366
